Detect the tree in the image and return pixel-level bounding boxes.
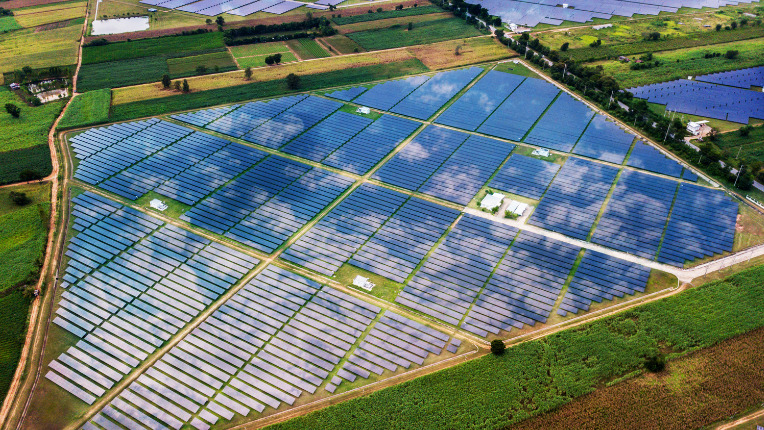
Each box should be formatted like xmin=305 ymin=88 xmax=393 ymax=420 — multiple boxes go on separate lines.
xmin=265 ymin=55 xmax=275 ymax=65
xmin=174 ymin=81 xmax=181 ymax=91
xmin=9 ymin=191 xmax=30 ymax=206
xmin=162 ymin=74 xmax=171 ymax=88
xmin=377 ymin=7 xmax=383 ymax=12
xmin=196 ymin=65 xmax=208 ymax=75
xmin=329 ymin=4 xmax=335 ymax=10
xmin=408 ymin=21 xmax=413 ymax=31
xmin=182 ymin=79 xmax=190 ymax=93
xmin=395 ymin=4 xmax=403 ymax=10
xmin=730 ymin=21 xmax=737 ymax=29
xmin=274 ymin=53 xmax=282 ymax=64
xmin=740 ymin=125 xmax=752 ymax=136
xmin=31 ymin=97 xmax=42 ymax=107
xmin=244 ymin=67 xmax=252 ymax=79
xmin=454 ymin=44 xmax=462 ymax=55
xmin=490 ymin=340 xmax=505 ymax=355
xmin=19 ymin=170 xmax=41 ymax=181
xmin=286 ymin=73 xmax=301 ymax=89
xmin=215 ymin=15 xmax=225 ymax=26
xmin=725 ymin=49 xmax=739 ymax=59
xmin=5 ymin=103 xmax=20 ymax=118
xmin=560 ymin=42 xmax=569 ymax=51
xmin=22 ymin=65 xmax=33 ymax=75
xmin=206 ymin=18 xmax=212 ymax=25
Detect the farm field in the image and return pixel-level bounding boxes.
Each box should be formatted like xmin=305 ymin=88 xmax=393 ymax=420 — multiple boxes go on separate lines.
xmin=405 ymin=37 xmax=512 ymax=70
xmin=337 ymin=13 xmax=452 ymax=34
xmin=12 ymin=1 xmax=87 ymax=28
xmin=332 ymin=5 xmax=442 ymax=25
xmin=0 ymin=291 xmax=31 ymax=405
xmin=166 ymin=51 xmax=238 ymax=76
xmin=229 ymin=41 xmax=290 ymax=58
xmin=81 ymin=32 xmax=226 ymax=64
xmin=58 ymin=89 xmax=111 ymax=129
xmin=77 ymin=56 xmax=169 ymax=92
xmin=0 ymin=16 xmax=21 ymax=32
xmin=0 ymin=145 xmax=54 ymax=185
xmin=287 ymin=38 xmax=330 ymax=59
xmin=322 ymin=34 xmax=364 ymax=54
xmin=0 ymin=23 xmax=80 ymax=73
xmin=0 ymin=87 xmax=65 ymax=152
xmin=236 ymin=51 xmax=299 ymax=68
xmin=346 ymin=17 xmax=486 ymax=50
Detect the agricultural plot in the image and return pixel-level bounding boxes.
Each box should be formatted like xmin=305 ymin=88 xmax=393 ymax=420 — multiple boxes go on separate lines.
xmin=12 ymin=1 xmax=86 ymax=28
xmin=236 ymin=52 xmax=298 ymax=68
xmin=229 ymin=42 xmax=290 ymax=58
xmin=287 ymin=38 xmax=330 ymax=60
xmin=332 ymin=5 xmax=442 ymax=25
xmin=167 ymin=51 xmax=238 ymax=76
xmin=346 ymin=18 xmax=484 ymax=51
xmin=0 ymin=22 xmax=80 ymax=72
xmin=322 ymin=35 xmax=363 ymax=55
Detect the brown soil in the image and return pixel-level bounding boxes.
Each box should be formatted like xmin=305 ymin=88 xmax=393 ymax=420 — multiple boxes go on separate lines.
xmin=736 ymin=213 xmax=744 ymax=232
xmin=34 ymin=19 xmax=74 ymax=32
xmin=2 ymin=0 xmax=73 ymax=9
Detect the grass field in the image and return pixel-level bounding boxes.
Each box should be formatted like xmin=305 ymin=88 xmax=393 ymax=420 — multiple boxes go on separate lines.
xmin=0 ymin=16 xmax=21 ymax=32
xmin=0 ymin=145 xmax=53 ymax=185
xmin=405 ymin=37 xmax=511 ymax=70
xmin=81 ymin=32 xmax=226 ymax=64
xmin=288 ymin=38 xmax=330 ymax=59
xmin=0 ymin=291 xmax=30 ymax=406
xmin=236 ymin=51 xmax=299 ymax=68
xmin=346 ymin=17 xmax=485 ymax=50
xmin=268 ymin=263 xmax=764 ymax=430
xmin=0 ymin=87 xmax=65 ymax=152
xmin=337 ymin=12 xmax=451 ymax=34
xmin=12 ymin=1 xmax=86 ymax=28
xmin=332 ymin=5 xmax=441 ymax=25
xmin=713 ymin=125 xmax=764 ymax=162
xmin=0 ymin=23 xmax=80 ymax=72
xmin=595 ymin=37 xmax=764 ymax=88
xmin=77 ymin=56 xmax=169 ymax=92
xmin=58 ymin=89 xmax=111 ymax=129
xmin=322 ymin=34 xmax=364 ymax=54
xmin=166 ymin=51 xmax=238 ymax=76
xmin=229 ymin=41 xmax=290 ymax=58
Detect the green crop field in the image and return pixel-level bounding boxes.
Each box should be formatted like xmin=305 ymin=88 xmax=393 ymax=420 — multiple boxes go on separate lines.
xmin=81 ymin=32 xmax=226 ymax=64
xmin=268 ymin=264 xmax=764 ymax=430
xmin=58 ymin=89 xmax=111 ymax=129
xmin=289 ymin=38 xmax=330 ymax=59
xmin=332 ymin=5 xmax=441 ymax=25
xmin=0 ymin=87 xmax=65 ymax=153
xmin=0 ymin=184 xmax=50 ymax=291
xmin=77 ymin=56 xmax=169 ymax=92
xmin=323 ymin=34 xmax=364 ymax=54
xmin=0 ymin=24 xmax=80 ymax=73
xmin=229 ymin=42 xmax=290 ymax=58
xmin=713 ymin=125 xmax=764 ymax=162
xmin=0 ymin=145 xmax=53 ymax=185
xmin=236 ymin=51 xmax=298 ymax=68
xmin=0 ymin=16 xmax=21 ymax=32
xmin=0 ymin=291 xmax=31 ymax=405
xmin=166 ymin=51 xmax=238 ymax=77
xmin=346 ymin=18 xmax=485 ymax=50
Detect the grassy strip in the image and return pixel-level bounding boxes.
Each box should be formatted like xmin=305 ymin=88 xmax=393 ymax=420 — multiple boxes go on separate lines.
xmin=0 ymin=292 xmax=31 ymax=404
xmin=77 ymin=56 xmax=168 ymax=92
xmin=110 ymin=58 xmax=429 ymax=121
xmin=346 ymin=17 xmax=484 ymax=50
xmin=332 ymin=5 xmax=441 ymax=25
xmin=82 ymin=32 xmax=225 ymax=64
xmin=167 ymin=51 xmax=238 ymax=77
xmin=0 ymin=16 xmax=21 ymax=32
xmin=267 ymin=264 xmax=764 ymax=430
xmin=229 ymin=42 xmax=289 ymax=58
xmin=0 ymin=87 xmax=65 ymax=152
xmin=58 ymin=89 xmax=111 ymax=129
xmin=0 ymin=145 xmax=53 ymax=185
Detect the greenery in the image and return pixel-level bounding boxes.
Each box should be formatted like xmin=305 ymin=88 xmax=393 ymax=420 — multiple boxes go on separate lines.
xmin=0 ymin=15 xmax=20 ymax=32
xmin=332 ymin=5 xmax=441 ymax=25
xmin=166 ymin=51 xmax=237 ymax=77
xmin=223 ymin=17 xmax=336 ymax=46
xmin=490 ymin=339 xmax=505 ymax=355
xmin=81 ymin=32 xmax=224 ymax=64
xmin=346 ymin=17 xmax=484 ymax=50
xmin=58 ymin=89 xmax=111 ymax=129
xmin=644 ymin=354 xmax=666 ymax=372
xmin=268 ymin=264 xmax=764 ymax=430
xmin=0 ymin=145 xmax=52 ymax=185
xmin=0 ymin=292 xmax=31 ymax=405
xmin=110 ymin=58 xmax=428 ymax=121
xmin=292 ymin=38 xmax=330 ymax=59
xmin=229 ymin=42 xmax=289 ymax=58
xmin=237 ymin=51 xmax=298 ymax=68
xmin=286 ymin=72 xmax=300 ymax=89
xmin=77 ymin=56 xmax=168 ymax=92
xmin=4 ymin=103 xmax=19 ymax=118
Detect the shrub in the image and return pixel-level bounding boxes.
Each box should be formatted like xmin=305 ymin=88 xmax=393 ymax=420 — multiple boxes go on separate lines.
xmin=196 ymin=65 xmax=208 ymax=75
xmin=182 ymin=79 xmax=190 ymax=93
xmin=5 ymin=103 xmax=20 ymax=118
xmin=490 ymin=340 xmax=505 ymax=355
xmin=724 ymin=49 xmax=739 ymax=59
xmin=9 ymin=191 xmax=30 ymax=206
xmin=244 ymin=67 xmax=252 ymax=79
xmin=286 ymin=73 xmax=301 ymax=89
xmin=560 ymin=42 xmax=569 ymax=51
xmin=19 ymin=170 xmax=42 ymax=182
xmin=162 ymin=74 xmax=171 ymax=88
xmin=644 ymin=354 xmax=666 ymax=372
xmin=715 ymin=23 xmax=722 ymax=31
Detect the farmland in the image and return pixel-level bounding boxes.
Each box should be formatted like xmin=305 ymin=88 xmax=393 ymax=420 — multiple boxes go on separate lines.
xmin=0 ymin=145 xmax=53 ymax=185
xmin=0 ymin=16 xmax=21 ymax=32
xmin=332 ymin=5 xmax=442 ymax=25
xmin=77 ymin=56 xmax=169 ymax=92
xmin=346 ymin=18 xmax=486 ymax=50
xmin=287 ymin=38 xmax=330 ymax=59
xmin=229 ymin=41 xmax=290 ymax=58
xmin=58 ymin=89 xmax=111 ymax=129
xmin=405 ymin=37 xmax=512 ymax=69
xmin=81 ymin=32 xmax=226 ymax=64
xmin=12 ymin=1 xmax=87 ymax=28
xmin=337 ymin=13 xmax=452 ymax=34
xmin=0 ymin=291 xmax=31 ymax=405
xmin=268 ymin=264 xmax=764 ymax=430
xmin=236 ymin=51 xmax=298 ymax=68
xmin=0 ymin=87 xmax=65 ymax=152
xmin=0 ymin=23 xmax=80 ymax=73
xmin=166 ymin=51 xmax=238 ymax=76
xmin=323 ymin=34 xmax=364 ymax=54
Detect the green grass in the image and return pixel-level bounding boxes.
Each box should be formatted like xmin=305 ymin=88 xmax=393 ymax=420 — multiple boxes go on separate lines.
xmin=58 ymin=89 xmax=111 ymax=129
xmin=229 ymin=42 xmax=289 ymax=58
xmin=0 ymin=145 xmax=53 ymax=185
xmin=0 ymin=87 xmax=66 ymax=152
xmin=0 ymin=16 xmax=21 ymax=32
xmin=166 ymin=51 xmax=238 ymax=77
xmin=0 ymin=188 xmax=49 ymax=291
xmin=332 ymin=5 xmax=442 ymax=25
xmin=291 ymin=38 xmax=330 ymax=59
xmin=267 ymin=264 xmax=764 ymax=430
xmin=77 ymin=56 xmax=169 ymax=92
xmin=110 ymin=58 xmax=429 ymax=121
xmin=0 ymin=291 xmax=31 ymax=405
xmin=494 ymin=61 xmax=541 ymax=78
xmin=81 ymin=32 xmax=226 ymax=64
xmin=323 ymin=34 xmax=364 ymax=54
xmin=236 ymin=51 xmax=299 ymax=68
xmin=345 ymin=17 xmax=484 ymax=51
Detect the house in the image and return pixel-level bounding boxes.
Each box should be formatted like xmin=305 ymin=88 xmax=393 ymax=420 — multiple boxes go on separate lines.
xmin=687 ymin=120 xmax=709 ymax=135
xmin=480 ymin=193 xmax=504 ymax=211
xmin=532 ymin=148 xmax=550 ymax=157
xmin=9 ymin=83 xmax=20 ymax=90
xmin=150 ymin=199 xmax=168 ymax=211
xmin=618 ymin=56 xmax=630 ymax=62
xmin=352 ymin=275 xmax=375 ymax=291
xmin=148 ymin=8 xmax=157 ymax=12
xmin=356 ymin=107 xmax=370 ymax=114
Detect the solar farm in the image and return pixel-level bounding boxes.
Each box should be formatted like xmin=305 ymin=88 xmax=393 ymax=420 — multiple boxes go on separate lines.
xmin=138 ymin=0 xmax=322 ymax=17
xmin=49 ymin=63 xmax=753 ymax=429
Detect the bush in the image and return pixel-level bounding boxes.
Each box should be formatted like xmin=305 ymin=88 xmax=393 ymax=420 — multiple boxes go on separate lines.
xmin=196 ymin=65 xmax=208 ymax=75
xmin=286 ymin=73 xmax=301 ymax=89
xmin=644 ymin=354 xmax=666 ymax=372
xmin=560 ymin=42 xmax=569 ymax=51
xmin=9 ymin=191 xmax=30 ymax=206
xmin=244 ymin=67 xmax=252 ymax=79
xmin=182 ymin=79 xmax=190 ymax=93
xmin=490 ymin=340 xmax=505 ymax=355
xmin=725 ymin=49 xmax=739 ymax=59
xmin=19 ymin=170 xmax=43 ymax=182
xmin=162 ymin=74 xmax=171 ymax=88
xmin=740 ymin=125 xmax=752 ymax=136
xmin=5 ymin=103 xmax=20 ymax=118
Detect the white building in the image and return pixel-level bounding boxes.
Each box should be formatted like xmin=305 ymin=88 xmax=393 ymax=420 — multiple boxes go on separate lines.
xmin=356 ymin=107 xmax=370 ymax=114
xmin=687 ymin=120 xmax=709 ymax=135
xmin=150 ymin=199 xmax=168 ymax=211
xmin=480 ymin=193 xmax=504 ymax=210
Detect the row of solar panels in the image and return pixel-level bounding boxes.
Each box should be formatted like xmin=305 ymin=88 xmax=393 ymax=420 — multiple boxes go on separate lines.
xmin=694 ymin=66 xmax=764 ymax=90
xmin=139 ymin=0 xmax=307 ymax=16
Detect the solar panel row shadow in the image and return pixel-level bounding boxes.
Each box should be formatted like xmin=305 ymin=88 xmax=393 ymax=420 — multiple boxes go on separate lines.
xmin=658 ymin=183 xmax=737 ymax=267
xmin=371 ymin=126 xmax=468 ymax=191
xmin=558 ymin=249 xmax=650 ymax=316
xmin=524 ymin=92 xmax=595 ymax=153
xmin=205 ymin=94 xmax=307 ymax=139
xmin=281 ymin=111 xmax=373 ymax=162
xmin=281 ymin=184 xmax=408 ymax=276
xmin=463 ymin=231 xmax=580 ymax=337
xmin=349 ymin=197 xmax=461 ymax=283
xmin=434 ymin=70 xmax=526 ymax=131
xmin=418 ymin=135 xmax=515 ymax=205
xmin=477 ymin=77 xmax=560 ymax=141
xmin=626 ymin=141 xmax=684 ymax=178
xmin=572 ymin=114 xmax=635 ymax=164
xmin=591 ymin=170 xmax=678 ymax=259
xmin=395 ymin=214 xmax=519 ymax=326
xmin=242 ymin=96 xmax=343 ymax=149
xmin=353 ymin=75 xmax=431 ymax=111
xmin=489 ymin=154 xmax=560 ymax=200
xmin=528 ymin=157 xmax=619 ymax=240
xmin=390 ymin=67 xmax=483 ymax=120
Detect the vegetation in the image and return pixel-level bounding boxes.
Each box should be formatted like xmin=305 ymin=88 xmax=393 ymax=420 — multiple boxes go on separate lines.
xmin=0 ymin=23 xmax=80 ymax=72
xmin=286 ymin=72 xmax=300 ymax=89
xmin=229 ymin=41 xmax=290 ymax=58
xmin=267 ymin=264 xmax=764 ymax=430
xmin=346 ymin=17 xmax=484 ymax=50
xmin=288 ymin=38 xmax=330 ymax=59
xmin=713 ymin=124 xmax=764 ymax=165
xmin=0 ymin=291 xmax=31 ymax=404
xmin=12 ymin=1 xmax=85 ymax=28
xmin=0 ymin=145 xmax=52 ymax=185
xmin=77 ymin=56 xmax=169 ymax=92
xmin=166 ymin=51 xmax=237 ymax=77
xmin=323 ymin=34 xmax=364 ymax=54
xmin=405 ymin=37 xmax=511 ymax=70
xmin=0 ymin=183 xmax=49 ymax=291
xmin=332 ymin=5 xmax=441 ymax=25
xmin=0 ymin=16 xmax=21 ymax=32
xmin=58 ymin=89 xmax=111 ymax=129
xmin=237 ymin=52 xmax=298 ymax=68
xmin=81 ymin=32 xmax=225 ymax=64
xmin=0 ymin=86 xmax=63 ymax=154
xmin=490 ymin=340 xmax=505 ymax=355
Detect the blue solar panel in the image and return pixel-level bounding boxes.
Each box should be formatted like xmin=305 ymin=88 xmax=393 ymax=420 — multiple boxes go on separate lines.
xmin=280 ymin=111 xmax=373 ymax=162
xmin=205 ymin=95 xmax=307 ymax=139
xmin=626 ymin=141 xmax=684 ymax=178
xmin=354 ymin=75 xmax=430 ymax=111
xmin=478 ymin=78 xmax=560 ymax=141
xmin=390 ymin=67 xmax=483 ymax=120
xmin=489 ymin=154 xmax=560 ymax=200
xmin=682 ymin=169 xmax=698 ymax=182
xmin=324 ymin=87 xmax=368 ymax=102
xmin=242 ymin=96 xmax=343 ymax=149
xmin=435 ymin=70 xmax=526 ymax=131
xmin=171 ymin=105 xmax=238 ymax=127
xmin=572 ymin=114 xmax=635 ymax=164
xmin=524 ymin=92 xmax=595 ymax=152
xmin=694 ymin=66 xmax=764 ymax=89
xmin=591 ymin=170 xmax=678 ymax=259
xmin=528 ymin=157 xmax=619 ymax=240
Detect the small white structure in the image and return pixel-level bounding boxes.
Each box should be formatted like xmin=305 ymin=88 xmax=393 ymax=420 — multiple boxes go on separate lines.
xmin=352 ymin=275 xmax=375 ymax=291
xmin=480 ymin=193 xmax=504 ymax=210
xmin=148 ymin=8 xmax=157 ymax=11
xmin=508 ymin=23 xmax=518 ymax=32
xmin=532 ymin=148 xmax=550 ymax=157
xmin=592 ymin=24 xmax=613 ymax=30
xmin=506 ymin=200 xmax=528 ymax=216
xmin=687 ymin=120 xmax=709 ymax=135
xmin=150 ymin=199 xmax=168 ymax=211
xmin=356 ymin=107 xmax=370 ymax=114
xmin=9 ymin=83 xmax=20 ymax=90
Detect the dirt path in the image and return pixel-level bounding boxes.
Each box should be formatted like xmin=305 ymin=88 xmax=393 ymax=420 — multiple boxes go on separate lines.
xmin=716 ymin=408 xmax=764 ymax=429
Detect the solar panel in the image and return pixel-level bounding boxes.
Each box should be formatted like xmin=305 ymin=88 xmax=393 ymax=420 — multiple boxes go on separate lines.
xmin=354 ymin=75 xmax=431 ymax=111
xmin=489 ymin=154 xmax=560 ymax=200
xmin=626 ymin=141 xmax=684 ymax=178
xmin=242 ymin=96 xmax=343 ymax=149
xmin=478 ymin=77 xmax=560 ymax=141
xmin=572 ymin=114 xmax=635 ymax=164
xmin=390 ymin=67 xmax=483 ymax=120
xmin=524 ymin=93 xmax=595 ymax=152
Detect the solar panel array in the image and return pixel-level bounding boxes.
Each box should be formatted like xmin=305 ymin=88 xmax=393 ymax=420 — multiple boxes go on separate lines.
xmin=139 ymin=0 xmax=308 ymax=15
xmin=528 ymin=158 xmax=619 ymax=240
xmin=658 ymin=184 xmax=737 ymax=267
xmin=558 ymin=250 xmax=650 ymax=316
xmin=389 ymin=67 xmax=483 ymax=120
xmin=349 ymin=197 xmax=460 ymax=282
xmin=464 ymin=231 xmax=580 ymax=337
xmin=171 ymin=105 xmax=238 ymax=127
xmin=626 ymin=141 xmax=684 ymax=178
xmin=435 ymin=70 xmax=526 ymax=131
xmin=628 ymin=79 xmax=764 ymax=124
xmin=591 ymin=170 xmax=678 ymax=259
xmin=353 ymin=75 xmax=431 ymax=110
xmin=478 ymin=77 xmax=560 ymax=141
xmin=325 ymin=86 xmax=368 ymax=102
xmin=572 ymin=114 xmax=635 ymax=164
xmin=682 ymin=169 xmax=699 ymax=182
xmin=282 ymin=184 xmax=408 ymax=276
xmin=204 ymin=95 xmax=306 ymax=138
xmin=48 ymin=192 xmax=257 ymax=405
xmin=489 ymin=154 xmax=560 ymax=200
xmin=524 ymin=93 xmax=595 ymax=152
xmin=395 ymin=214 xmax=518 ymax=326
xmin=694 ymin=66 xmax=764 ymax=89
xmin=281 ymin=111 xmax=374 ymax=162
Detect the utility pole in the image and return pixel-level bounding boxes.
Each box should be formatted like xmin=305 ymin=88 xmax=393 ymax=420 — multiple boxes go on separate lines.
xmin=663 ymin=110 xmax=675 ymax=143
xmin=736 ymin=145 xmax=742 ymax=159
xmin=734 ymin=164 xmax=744 ymax=187
xmin=608 ymin=90 xmax=613 ymax=108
